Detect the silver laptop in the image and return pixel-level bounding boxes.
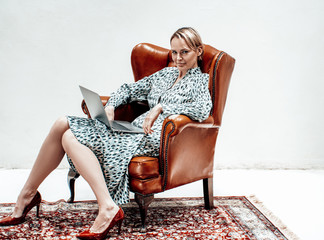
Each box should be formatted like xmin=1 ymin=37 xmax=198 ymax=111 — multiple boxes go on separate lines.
xmin=79 ymin=86 xmax=144 ymax=133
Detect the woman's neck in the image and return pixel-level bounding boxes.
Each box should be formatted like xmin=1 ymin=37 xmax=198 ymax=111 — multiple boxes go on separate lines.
xmin=178 ymin=70 xmax=185 ymax=79
xmin=177 ymin=66 xmax=198 ymax=79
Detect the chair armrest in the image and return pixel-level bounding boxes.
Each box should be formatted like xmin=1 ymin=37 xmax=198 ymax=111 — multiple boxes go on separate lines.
xmin=159 ymin=114 xmax=219 ymax=191
xmin=162 ymin=115 xmax=216 ymax=136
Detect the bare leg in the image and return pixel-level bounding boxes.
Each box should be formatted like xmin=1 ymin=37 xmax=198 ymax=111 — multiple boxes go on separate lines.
xmin=10 ymin=116 xmax=118 ymax=232
xmin=12 ymin=116 xmax=69 ymax=218
xmin=62 ymin=129 xmax=119 ymax=233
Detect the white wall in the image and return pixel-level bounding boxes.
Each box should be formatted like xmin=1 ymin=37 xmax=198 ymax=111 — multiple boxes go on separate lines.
xmin=0 ymin=0 xmax=323 ymax=169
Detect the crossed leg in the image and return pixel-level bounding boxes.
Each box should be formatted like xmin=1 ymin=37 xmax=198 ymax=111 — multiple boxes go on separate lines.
xmin=12 ymin=116 xmax=118 ymax=233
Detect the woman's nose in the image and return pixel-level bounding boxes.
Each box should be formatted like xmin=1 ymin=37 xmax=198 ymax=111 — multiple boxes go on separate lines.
xmin=177 ymin=53 xmax=182 ymax=60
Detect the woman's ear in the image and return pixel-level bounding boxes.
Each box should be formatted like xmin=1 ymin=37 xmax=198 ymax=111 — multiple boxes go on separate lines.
xmin=197 ymin=46 xmax=203 ymax=60
xmin=197 ymin=46 xmax=203 ymax=56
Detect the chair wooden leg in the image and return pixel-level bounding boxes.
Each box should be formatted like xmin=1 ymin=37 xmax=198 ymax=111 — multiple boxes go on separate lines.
xmin=67 ymin=168 xmax=80 ymax=203
xmin=203 ymin=177 xmax=214 ymax=210
xmin=135 ymin=193 xmax=154 ymax=229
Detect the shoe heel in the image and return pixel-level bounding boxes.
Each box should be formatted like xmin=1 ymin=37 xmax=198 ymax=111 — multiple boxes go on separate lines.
xmin=117 ymin=219 xmax=123 ymax=235
xmin=36 ymin=203 xmax=40 ymax=218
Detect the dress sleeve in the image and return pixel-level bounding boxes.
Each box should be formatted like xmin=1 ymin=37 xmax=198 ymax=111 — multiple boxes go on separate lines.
xmin=106 ymin=71 xmax=159 ymax=108
xmin=161 ymin=76 xmax=212 ymax=122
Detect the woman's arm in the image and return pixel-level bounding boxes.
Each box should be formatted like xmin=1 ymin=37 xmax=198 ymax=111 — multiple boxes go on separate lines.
xmin=105 ymin=69 xmax=165 ymax=109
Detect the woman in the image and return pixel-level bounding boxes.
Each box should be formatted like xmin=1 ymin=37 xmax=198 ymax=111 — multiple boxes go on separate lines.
xmin=0 ymin=27 xmax=212 ymax=239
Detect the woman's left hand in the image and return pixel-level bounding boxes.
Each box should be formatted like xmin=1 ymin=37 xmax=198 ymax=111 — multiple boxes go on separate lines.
xmin=105 ymin=105 xmax=115 ymax=121
xmin=143 ymin=104 xmax=163 ymax=134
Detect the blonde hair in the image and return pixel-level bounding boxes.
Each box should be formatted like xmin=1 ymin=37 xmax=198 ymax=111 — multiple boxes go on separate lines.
xmin=170 ymin=27 xmax=204 ymax=60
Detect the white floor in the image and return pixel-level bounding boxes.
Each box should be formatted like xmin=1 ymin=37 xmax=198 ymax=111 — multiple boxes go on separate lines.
xmin=0 ymin=169 xmax=323 ymax=240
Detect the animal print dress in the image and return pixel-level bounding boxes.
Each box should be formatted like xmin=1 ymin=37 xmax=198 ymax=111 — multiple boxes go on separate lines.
xmin=67 ymin=67 xmax=212 ymax=205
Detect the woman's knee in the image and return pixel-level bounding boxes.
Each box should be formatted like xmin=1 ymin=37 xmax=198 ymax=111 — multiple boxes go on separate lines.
xmin=61 ymin=129 xmax=77 ymax=151
xmin=51 ymin=116 xmax=69 ymax=134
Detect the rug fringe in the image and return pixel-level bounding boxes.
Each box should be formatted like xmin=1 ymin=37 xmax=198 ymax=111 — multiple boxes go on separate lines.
xmin=247 ymin=195 xmax=300 ymax=240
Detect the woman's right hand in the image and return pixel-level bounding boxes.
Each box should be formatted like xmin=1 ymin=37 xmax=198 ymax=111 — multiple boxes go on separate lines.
xmin=142 ymin=104 xmax=163 ymax=134
xmin=105 ymin=105 xmax=115 ymax=121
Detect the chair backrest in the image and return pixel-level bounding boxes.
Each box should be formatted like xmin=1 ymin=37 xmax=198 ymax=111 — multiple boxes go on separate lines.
xmin=131 ymin=43 xmax=235 ymax=126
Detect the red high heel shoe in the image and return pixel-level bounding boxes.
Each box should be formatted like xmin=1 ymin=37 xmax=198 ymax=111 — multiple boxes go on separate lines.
xmin=77 ymin=207 xmax=124 ymax=240
xmin=0 ymin=191 xmax=41 ymax=226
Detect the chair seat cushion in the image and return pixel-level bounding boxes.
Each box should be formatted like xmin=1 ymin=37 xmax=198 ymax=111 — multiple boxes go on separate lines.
xmin=128 ymin=156 xmax=160 ymax=180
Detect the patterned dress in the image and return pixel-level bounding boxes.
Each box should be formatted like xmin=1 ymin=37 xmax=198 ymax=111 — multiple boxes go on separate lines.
xmin=67 ymin=67 xmax=212 ymax=205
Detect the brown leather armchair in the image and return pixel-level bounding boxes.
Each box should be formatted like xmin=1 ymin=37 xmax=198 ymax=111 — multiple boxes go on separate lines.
xmin=67 ymin=43 xmax=235 ymax=228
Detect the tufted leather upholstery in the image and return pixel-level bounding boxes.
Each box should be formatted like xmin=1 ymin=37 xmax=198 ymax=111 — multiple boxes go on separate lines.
xmin=68 ymin=43 xmax=235 ymax=228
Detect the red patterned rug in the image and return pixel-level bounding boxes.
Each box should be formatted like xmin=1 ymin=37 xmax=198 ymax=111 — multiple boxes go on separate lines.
xmin=0 ymin=196 xmax=297 ymax=240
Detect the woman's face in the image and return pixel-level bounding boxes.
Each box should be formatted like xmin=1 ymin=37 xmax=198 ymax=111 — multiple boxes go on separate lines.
xmin=170 ymin=37 xmax=202 ymax=75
